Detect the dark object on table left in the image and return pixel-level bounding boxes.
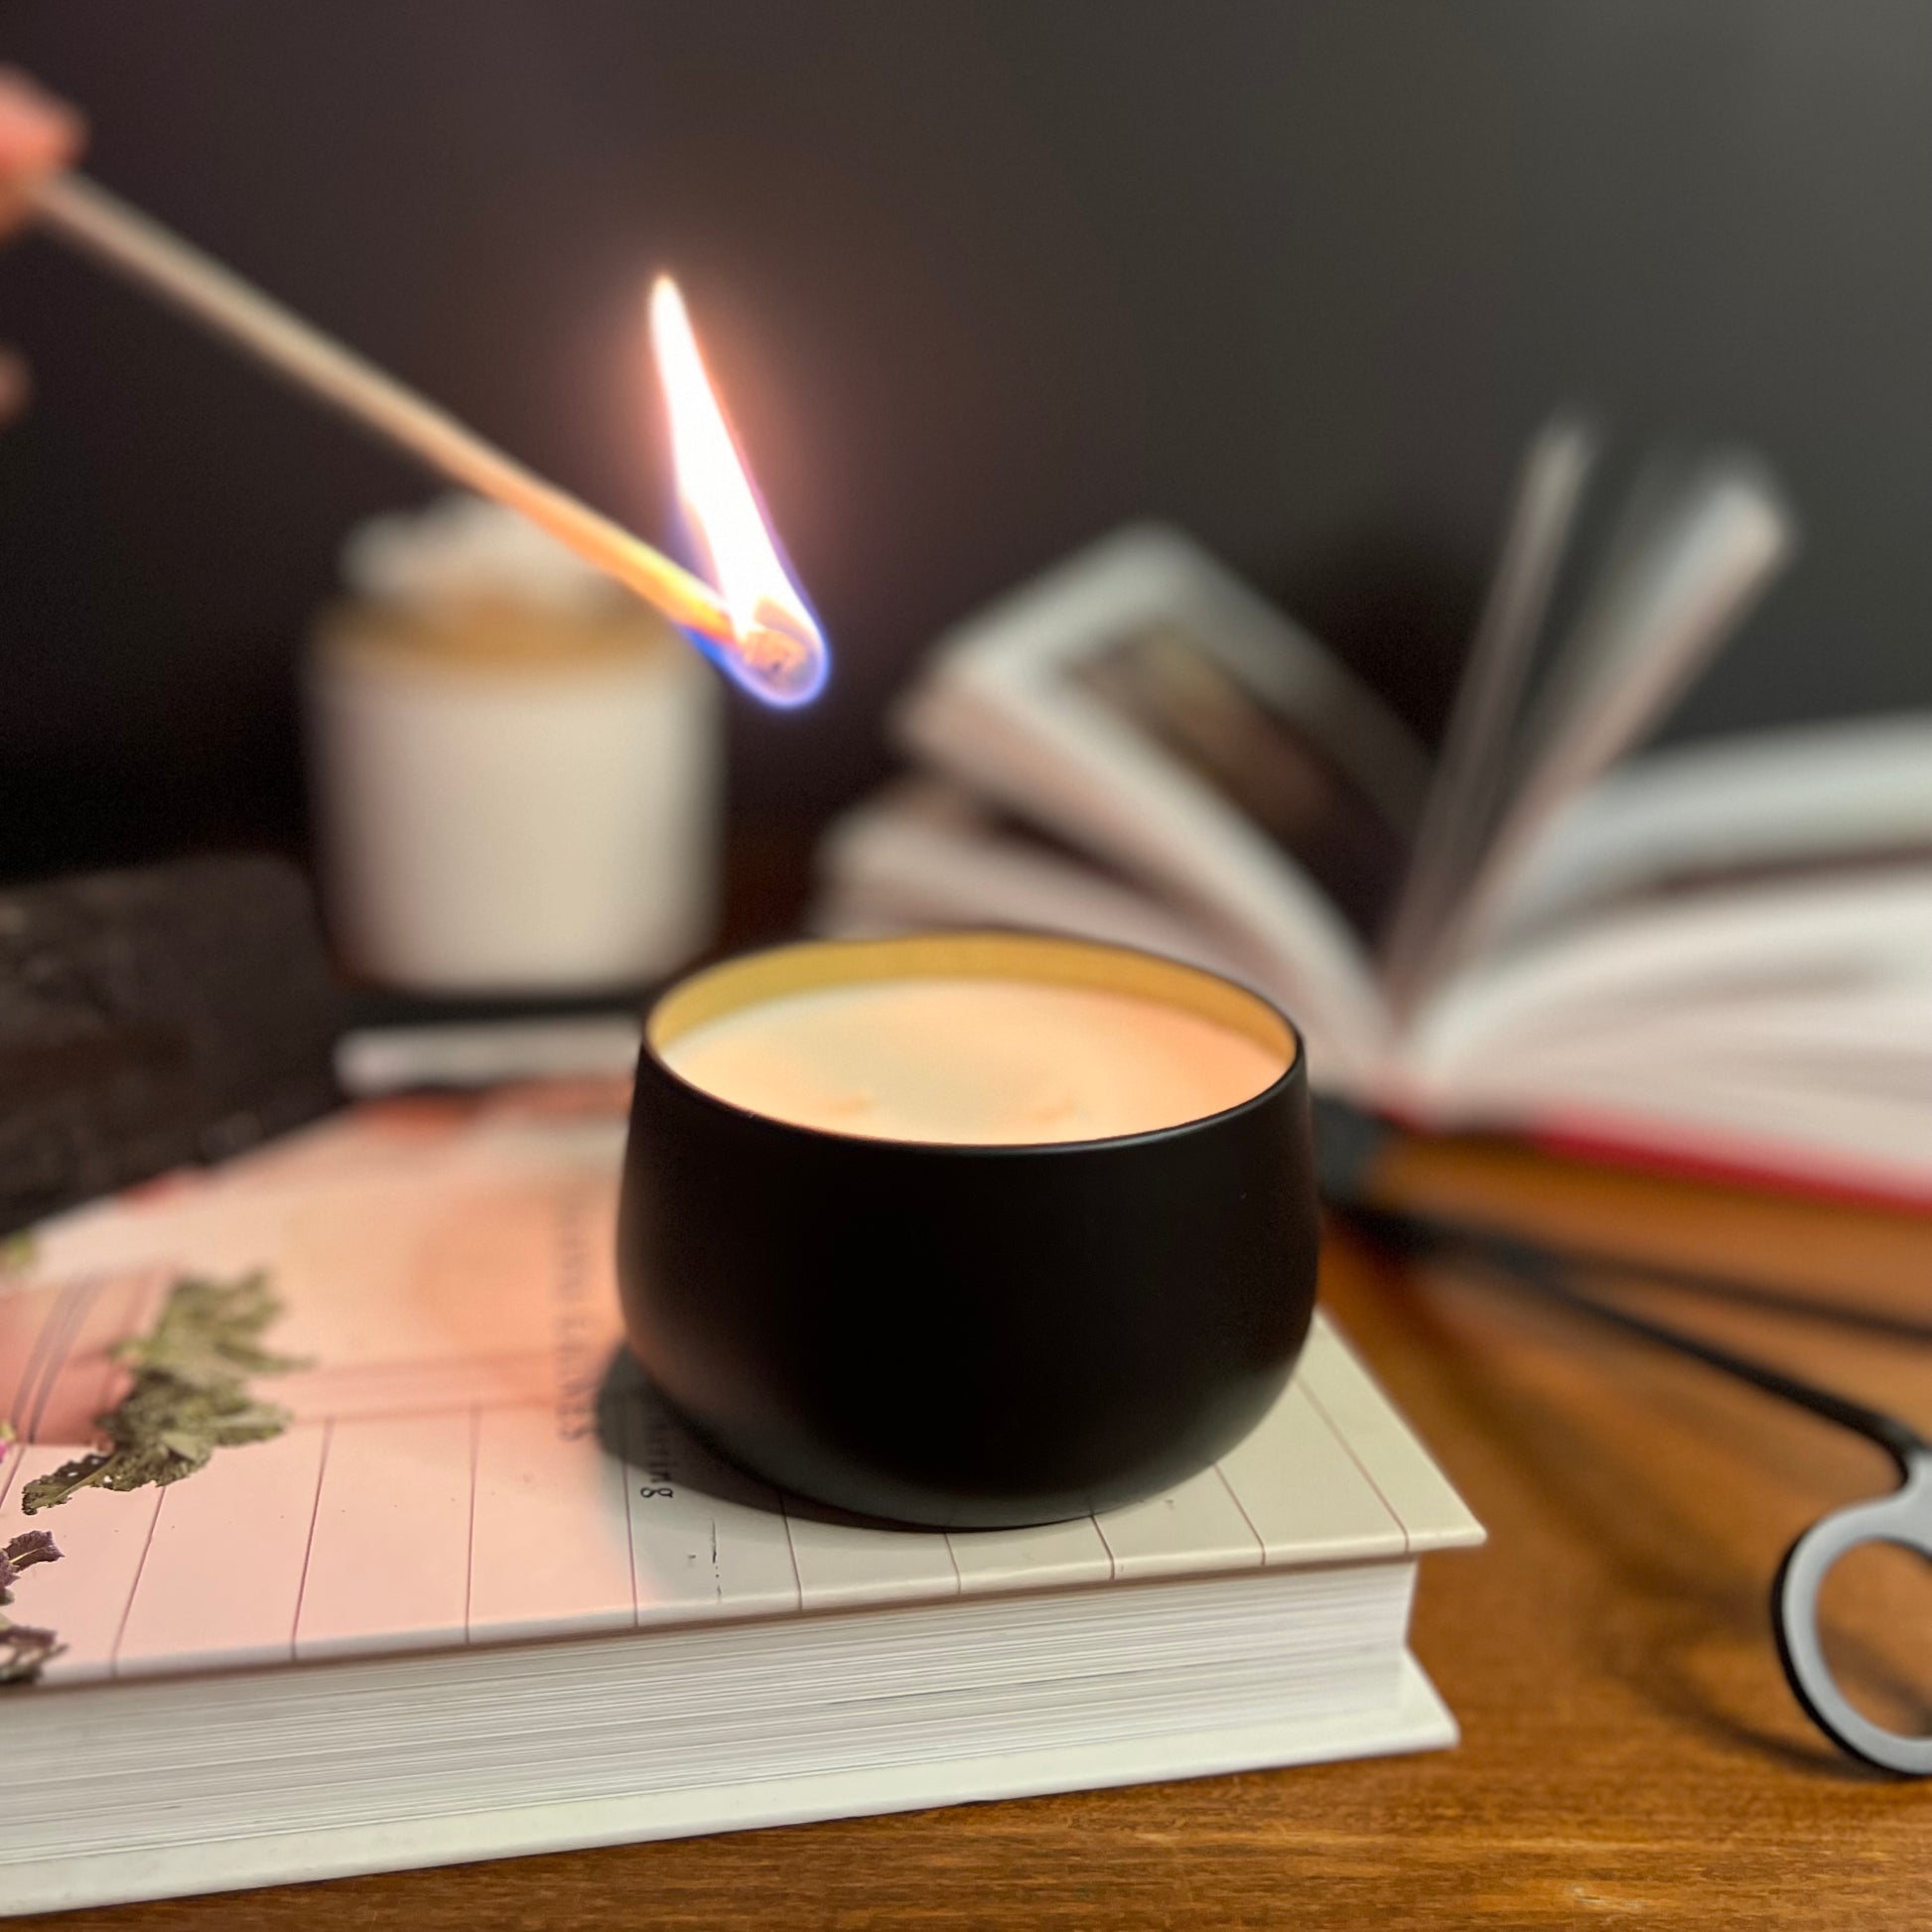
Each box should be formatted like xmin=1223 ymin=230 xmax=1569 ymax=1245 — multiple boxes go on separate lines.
xmin=0 ymin=855 xmax=345 ymax=1237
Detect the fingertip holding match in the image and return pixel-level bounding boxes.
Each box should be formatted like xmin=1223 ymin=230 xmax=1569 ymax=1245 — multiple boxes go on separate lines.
xmin=0 ymin=67 xmax=84 ymax=242
xmin=0 ymin=67 xmax=84 ymax=174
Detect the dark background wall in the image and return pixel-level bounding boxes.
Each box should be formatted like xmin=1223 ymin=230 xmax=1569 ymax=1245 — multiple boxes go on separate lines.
xmin=2 ymin=1 xmax=1928 ymax=885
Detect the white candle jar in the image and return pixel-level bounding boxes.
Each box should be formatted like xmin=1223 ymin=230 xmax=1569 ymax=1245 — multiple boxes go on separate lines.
xmin=304 ymin=496 xmax=722 ymax=994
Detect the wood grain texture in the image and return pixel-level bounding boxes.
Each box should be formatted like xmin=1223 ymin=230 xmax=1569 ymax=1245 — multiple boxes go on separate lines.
xmin=21 ymin=1137 xmax=1932 ymax=1929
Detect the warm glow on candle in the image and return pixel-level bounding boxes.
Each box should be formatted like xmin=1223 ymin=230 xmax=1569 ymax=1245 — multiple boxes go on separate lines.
xmin=649 ymin=277 xmax=829 ymax=707
xmin=660 ymin=977 xmax=1287 ymax=1145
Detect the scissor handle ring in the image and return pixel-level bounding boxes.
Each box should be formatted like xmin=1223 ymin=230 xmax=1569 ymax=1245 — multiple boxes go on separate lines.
xmin=1773 ymin=1450 xmax=1932 ymax=1776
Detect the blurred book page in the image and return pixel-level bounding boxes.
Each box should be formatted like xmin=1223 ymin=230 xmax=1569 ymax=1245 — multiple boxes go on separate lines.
xmin=1490 ymin=715 xmax=1932 ymax=940
xmin=1066 ymin=621 xmax=1410 ymax=945
xmin=1381 ymin=418 xmax=1597 ymax=1002
xmin=1426 ymin=456 xmax=1793 ymax=983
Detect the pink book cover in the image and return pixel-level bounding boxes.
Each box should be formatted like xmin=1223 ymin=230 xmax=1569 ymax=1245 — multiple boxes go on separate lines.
xmin=0 ymin=1083 xmax=651 ymax=1686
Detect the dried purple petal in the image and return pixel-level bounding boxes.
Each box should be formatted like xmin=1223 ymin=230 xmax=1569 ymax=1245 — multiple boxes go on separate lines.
xmin=0 ymin=1621 xmax=66 ymax=1685
xmin=3 ymin=1530 xmax=60 ymax=1570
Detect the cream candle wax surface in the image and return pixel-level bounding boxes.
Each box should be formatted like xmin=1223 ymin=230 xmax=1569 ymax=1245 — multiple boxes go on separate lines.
xmin=658 ymin=973 xmax=1288 ymax=1146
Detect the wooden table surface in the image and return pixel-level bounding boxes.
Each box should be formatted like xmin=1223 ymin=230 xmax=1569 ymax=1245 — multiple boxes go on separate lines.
xmin=26 ymin=1138 xmax=1932 ymax=1929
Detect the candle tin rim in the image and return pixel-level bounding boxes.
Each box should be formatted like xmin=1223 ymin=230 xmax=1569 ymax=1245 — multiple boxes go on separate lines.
xmin=638 ymin=927 xmax=1305 ymax=1158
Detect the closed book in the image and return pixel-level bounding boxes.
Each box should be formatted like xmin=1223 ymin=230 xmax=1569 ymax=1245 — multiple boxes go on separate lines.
xmin=0 ymin=1085 xmax=1480 ymax=1916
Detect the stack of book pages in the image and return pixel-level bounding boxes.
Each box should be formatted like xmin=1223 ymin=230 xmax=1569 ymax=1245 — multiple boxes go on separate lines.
xmin=0 ymin=1084 xmax=1479 ymax=1914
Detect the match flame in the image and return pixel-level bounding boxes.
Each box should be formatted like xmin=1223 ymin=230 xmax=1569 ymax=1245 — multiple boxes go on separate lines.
xmin=650 ymin=277 xmax=828 ymax=706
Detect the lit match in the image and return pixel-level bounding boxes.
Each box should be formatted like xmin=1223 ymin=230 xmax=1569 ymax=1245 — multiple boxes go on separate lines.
xmin=648 ymin=275 xmax=827 ymax=707
xmin=25 ymin=169 xmax=827 ymax=707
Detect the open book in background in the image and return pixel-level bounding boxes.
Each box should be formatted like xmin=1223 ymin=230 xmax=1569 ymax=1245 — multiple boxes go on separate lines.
xmin=814 ymin=426 xmax=1932 ymax=1205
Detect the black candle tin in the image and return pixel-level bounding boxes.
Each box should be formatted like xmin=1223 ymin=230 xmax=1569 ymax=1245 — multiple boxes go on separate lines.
xmin=617 ymin=931 xmax=1319 ymax=1529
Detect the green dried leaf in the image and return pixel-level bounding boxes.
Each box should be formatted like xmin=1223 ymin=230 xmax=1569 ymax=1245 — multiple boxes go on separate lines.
xmin=22 ymin=1273 xmax=300 ymax=1515
xmin=111 ymin=1273 xmax=306 ymax=1387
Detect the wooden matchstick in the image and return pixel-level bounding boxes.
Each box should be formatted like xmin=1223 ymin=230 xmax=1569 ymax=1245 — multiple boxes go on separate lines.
xmin=26 ymin=169 xmax=740 ymax=649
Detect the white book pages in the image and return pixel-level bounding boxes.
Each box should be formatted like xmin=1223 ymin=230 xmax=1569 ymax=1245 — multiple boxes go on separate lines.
xmin=906 ymin=672 xmax=1390 ymax=1086
xmin=1395 ymin=872 xmax=1932 ymax=1191
xmin=4 ymin=1565 xmax=1422 ymax=1862
xmin=1381 ymin=417 xmax=1598 ymax=1002
xmin=0 ymin=1086 xmax=1479 ymax=1688
xmin=1423 ymin=457 xmax=1794 ymax=985
xmin=0 ymin=1607 xmax=1451 ymax=1915
xmin=915 ymin=523 xmax=1430 ymax=826
xmin=1491 ymin=713 xmax=1932 ymax=940
xmin=1421 ymin=1048 xmax=1932 ymax=1198
xmin=1421 ymin=985 xmax=1932 ymax=1098
xmin=815 ymin=780 xmax=1259 ymax=983
xmin=1407 ymin=869 xmax=1932 ymax=1090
